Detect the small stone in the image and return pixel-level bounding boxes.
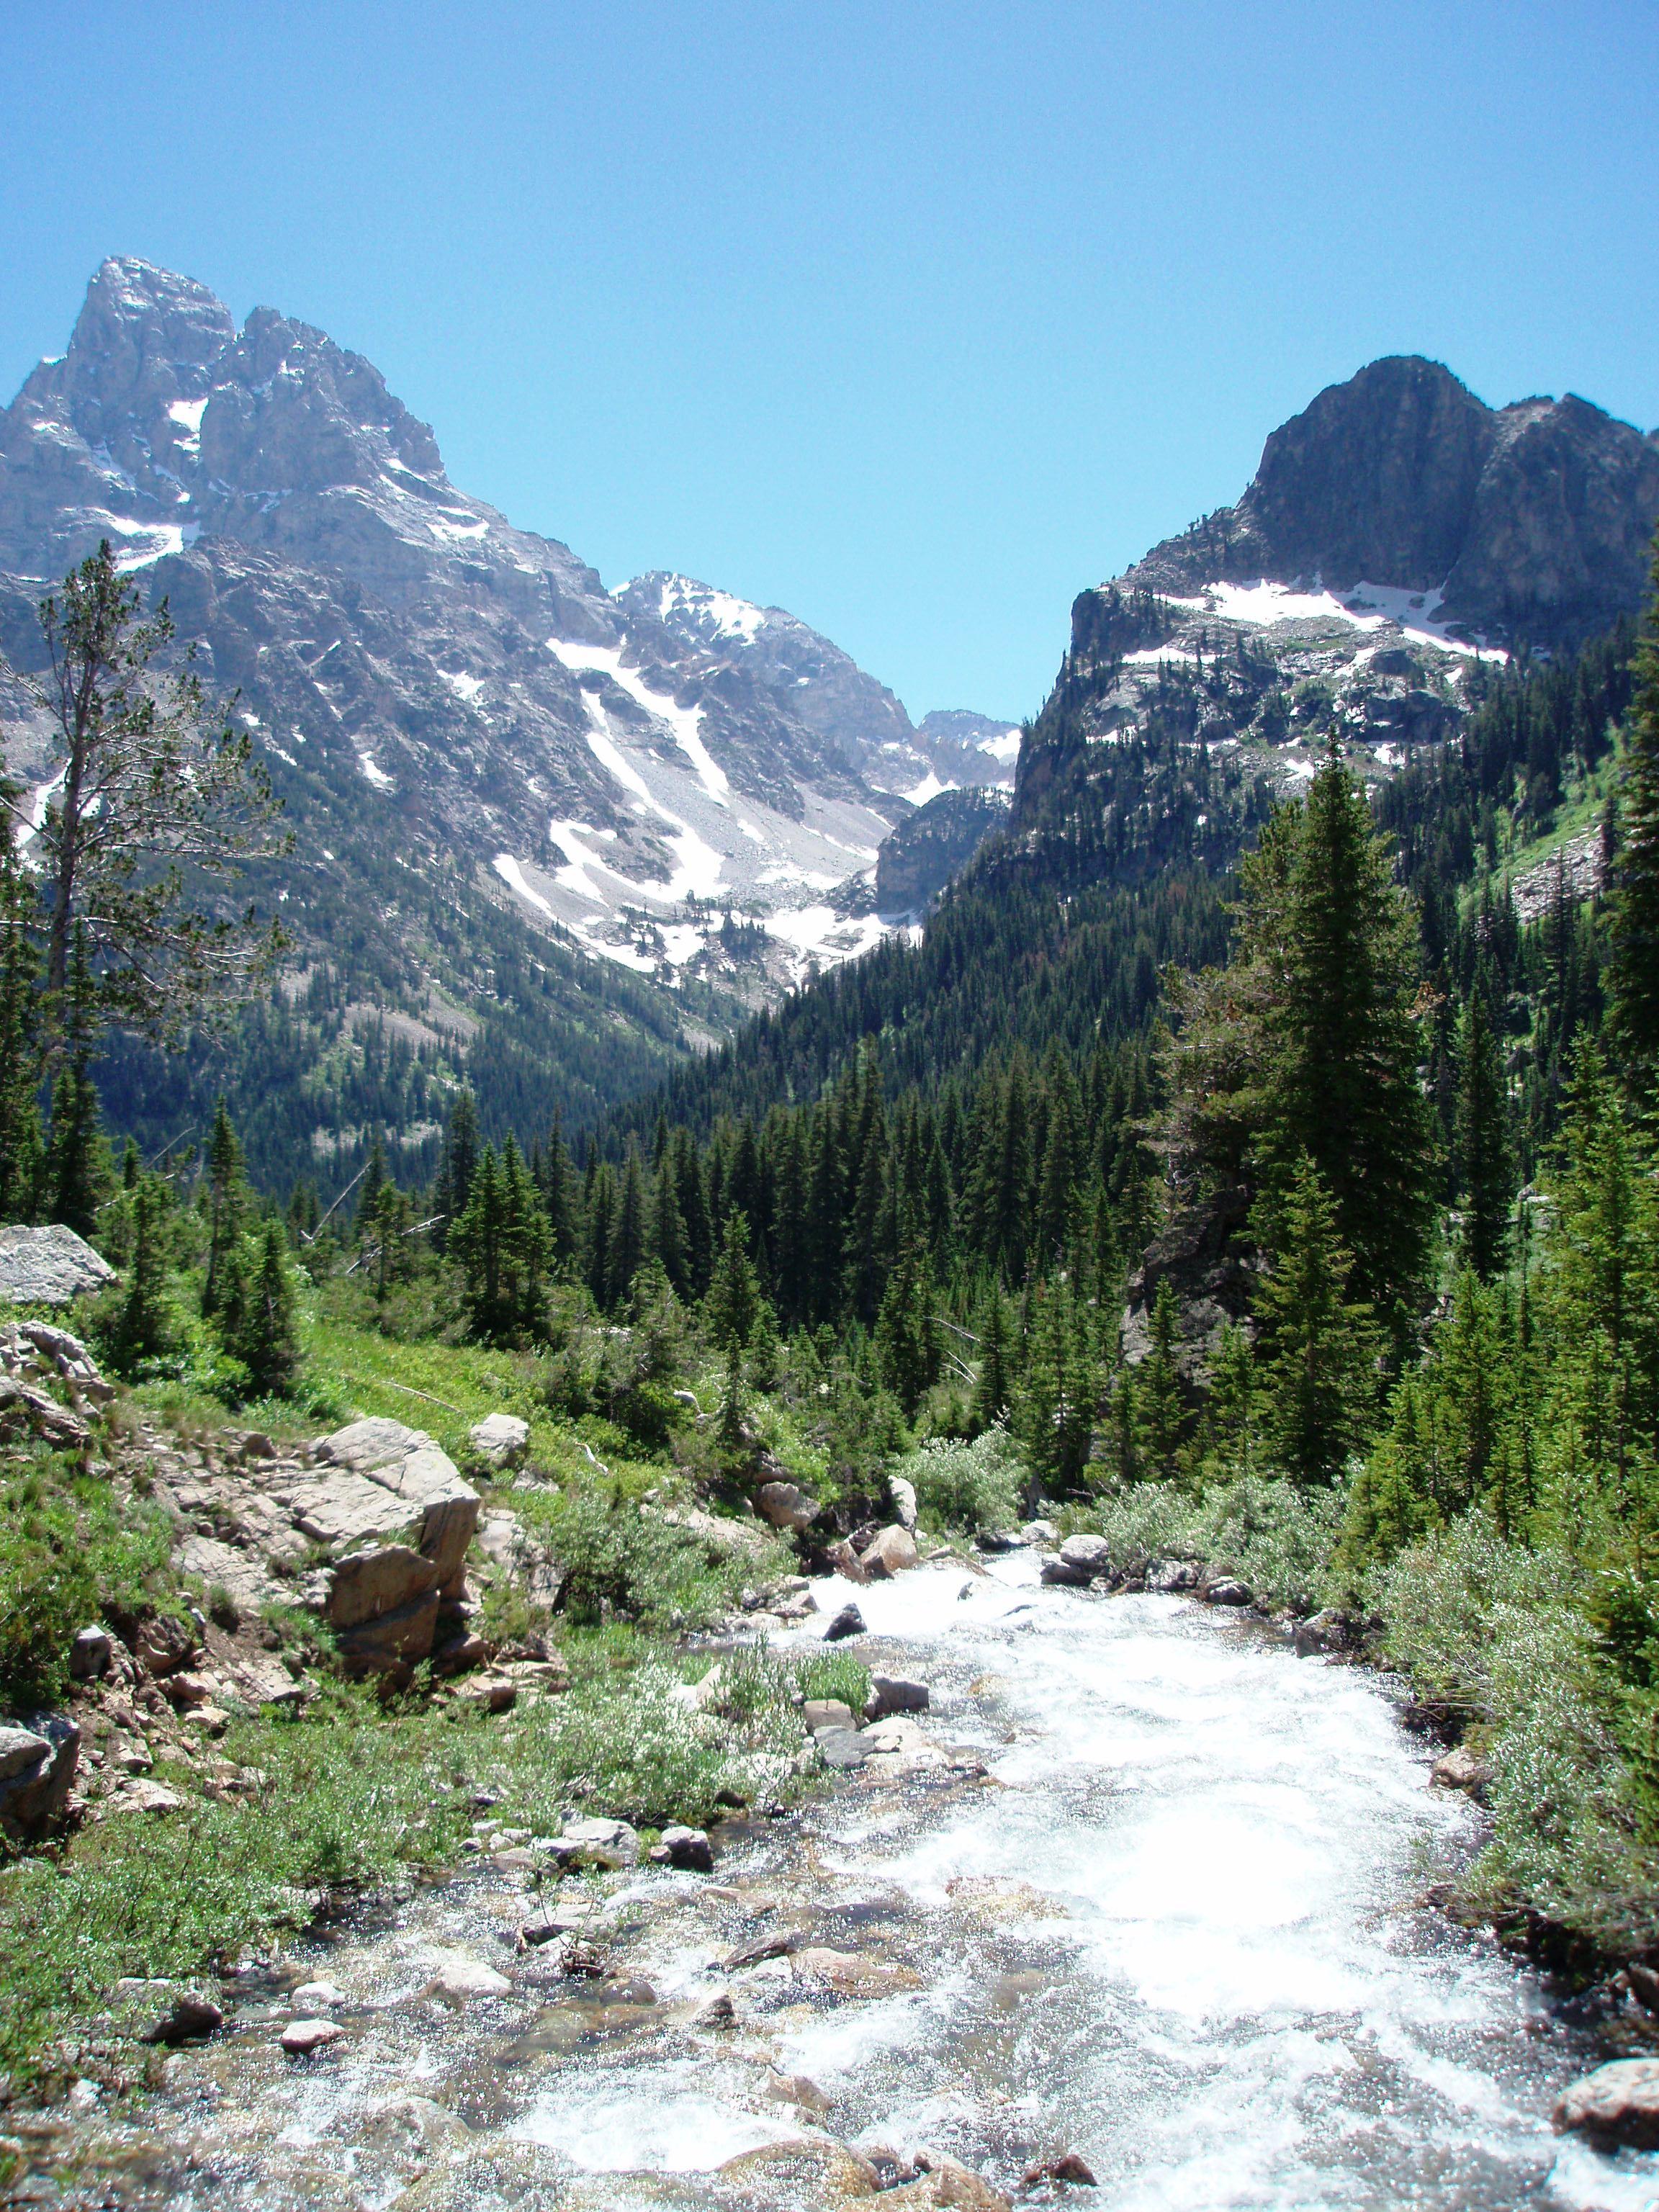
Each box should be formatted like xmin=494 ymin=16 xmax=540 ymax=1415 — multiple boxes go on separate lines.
xmin=694 ymin=1990 xmax=737 ymax=2028
xmin=241 ymin=1432 xmax=278 ymax=1460
xmin=1023 ymin=2150 xmax=1099 ymax=2186
xmin=281 ymin=2017 xmax=344 ymax=2055
xmin=70 ymin=1626 xmax=112 ymax=1681
xmin=289 ymin=1981 xmax=346 ymax=2010
xmin=793 ymin=1946 xmax=922 ymax=1997
xmin=864 ymin=1675 xmax=930 ymax=1721
xmin=451 ymin=1673 xmax=516 ymax=1713
xmin=816 ymin=1727 xmax=869 ymax=1770
xmin=550 ymin=1815 xmax=640 ymax=1869
xmin=823 ymin=1603 xmax=866 ymax=1642
xmin=859 ymin=1524 xmax=919 ymax=1578
xmin=765 ymin=2068 xmax=832 ymax=2114
xmin=117 ymin=1779 xmax=181 ymax=1814
xmin=1553 ymin=2057 xmax=1659 ymax=2148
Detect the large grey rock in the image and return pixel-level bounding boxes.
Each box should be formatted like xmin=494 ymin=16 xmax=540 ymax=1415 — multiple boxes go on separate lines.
xmin=859 ymin=1524 xmax=918 ymax=1578
xmin=468 ymin=1413 xmax=529 ymax=1470
xmin=549 ymin=1816 xmax=640 ymax=1870
xmin=1058 ymin=1533 xmax=1112 ymax=1575
xmin=272 ymin=1420 xmax=479 ymax=1673
xmin=0 ymin=1712 xmax=80 ymax=1838
xmin=864 ymin=1674 xmax=930 ymax=1720
xmin=755 ymin=1480 xmax=819 ymax=1533
xmin=0 ymin=1223 xmax=116 ymax=1306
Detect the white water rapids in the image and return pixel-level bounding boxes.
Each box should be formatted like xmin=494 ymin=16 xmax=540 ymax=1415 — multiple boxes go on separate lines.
xmin=60 ymin=1553 xmax=1659 ymax=2209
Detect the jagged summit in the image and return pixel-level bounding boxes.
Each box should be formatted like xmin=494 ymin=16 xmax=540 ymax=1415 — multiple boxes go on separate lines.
xmin=1125 ymin=354 xmax=1659 ymax=648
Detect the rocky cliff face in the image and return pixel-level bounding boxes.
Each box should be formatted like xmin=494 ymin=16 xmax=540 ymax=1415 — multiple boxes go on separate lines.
xmin=874 ymin=786 xmax=1011 ymax=917
xmin=1123 ymin=356 xmax=1659 ymax=649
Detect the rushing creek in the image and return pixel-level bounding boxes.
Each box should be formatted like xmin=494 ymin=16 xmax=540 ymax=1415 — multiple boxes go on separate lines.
xmin=35 ymin=1554 xmax=1659 ymax=2210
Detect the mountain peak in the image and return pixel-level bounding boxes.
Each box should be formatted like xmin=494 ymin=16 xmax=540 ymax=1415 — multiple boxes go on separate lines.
xmin=1123 ymin=354 xmax=1659 ymax=647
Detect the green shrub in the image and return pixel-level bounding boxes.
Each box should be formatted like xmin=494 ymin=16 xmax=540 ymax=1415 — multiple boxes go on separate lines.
xmin=893 ymin=1429 xmax=1023 ymax=1534
xmin=523 ymin=1486 xmax=750 ymax=1630
xmin=0 ymin=1457 xmax=174 ymax=1707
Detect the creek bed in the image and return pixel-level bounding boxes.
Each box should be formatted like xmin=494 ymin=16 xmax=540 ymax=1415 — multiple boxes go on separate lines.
xmin=30 ymin=1555 xmax=1659 ymax=2210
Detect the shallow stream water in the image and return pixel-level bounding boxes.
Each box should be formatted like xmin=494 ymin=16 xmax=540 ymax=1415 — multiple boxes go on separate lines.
xmin=37 ymin=1555 xmax=1659 ymax=2209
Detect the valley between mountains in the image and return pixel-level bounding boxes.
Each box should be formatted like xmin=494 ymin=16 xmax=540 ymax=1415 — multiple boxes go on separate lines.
xmin=5 ymin=251 xmax=1659 ymax=2212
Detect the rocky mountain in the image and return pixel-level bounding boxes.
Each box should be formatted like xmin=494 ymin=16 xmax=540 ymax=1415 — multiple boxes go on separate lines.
xmin=0 ymin=258 xmax=1014 ymax=1180
xmin=1124 ymin=354 xmax=1659 ymax=650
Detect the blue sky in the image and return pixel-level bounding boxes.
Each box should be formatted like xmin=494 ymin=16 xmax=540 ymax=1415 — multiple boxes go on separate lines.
xmin=4 ymin=1 xmax=1656 ymax=721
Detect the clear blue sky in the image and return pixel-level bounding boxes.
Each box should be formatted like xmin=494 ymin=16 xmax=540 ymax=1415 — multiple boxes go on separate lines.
xmin=4 ymin=1 xmax=1656 ymax=722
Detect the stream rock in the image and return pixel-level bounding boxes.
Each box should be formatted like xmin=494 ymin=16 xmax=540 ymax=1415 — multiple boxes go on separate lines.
xmin=756 ymin=1479 xmax=820 ymax=1532
xmin=816 ymin=1727 xmax=871 ymax=1770
xmin=865 ymin=1674 xmax=930 ymax=1719
xmin=1202 ymin=1577 xmax=1253 ymax=1606
xmin=1146 ymin=1559 xmax=1199 ymax=1593
xmin=281 ymin=2017 xmax=345 ymax=2054
xmin=881 ymin=2154 xmax=1010 ymax=2206
xmin=549 ymin=1815 xmax=641 ymax=1869
xmin=649 ymin=1823 xmax=714 ymax=1871
xmin=824 ymin=1603 xmax=867 ymax=1641
xmin=717 ymin=2138 xmax=884 ymax=2198
xmin=1431 ymin=1743 xmax=1490 ymax=1795
xmin=888 ymin=1474 xmax=919 ymax=1530
xmin=1553 ymin=2058 xmax=1659 ymax=2148
xmin=860 ymin=1525 xmax=919 ymax=1577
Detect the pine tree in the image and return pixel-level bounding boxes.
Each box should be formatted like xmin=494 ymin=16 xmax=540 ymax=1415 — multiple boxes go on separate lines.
xmin=608 ymin=1145 xmax=648 ymax=1306
xmin=0 ymin=810 xmax=44 ymax=1223
xmin=1607 ymin=539 xmax=1659 ymax=1091
xmin=1254 ymin=1154 xmax=1380 ymax=1485
xmin=433 ymin=1089 xmax=480 ymax=1249
xmin=874 ymin=1246 xmax=940 ymax=1418
xmin=47 ymin=927 xmax=104 ymax=1238
xmin=969 ymin=1284 xmax=1013 ymax=1434
xmin=113 ymin=1175 xmax=173 ymax=1372
xmin=1455 ymin=988 xmax=1514 ymax=1280
xmin=451 ymin=1139 xmax=552 ymax=1343
xmin=202 ymin=1098 xmax=246 ymax=1315
xmin=706 ymin=1211 xmax=762 ymax=1353
xmin=227 ymin=1219 xmax=300 ymax=1398
xmin=1136 ymin=1280 xmax=1187 ymax=1480
xmin=1263 ymin=746 xmax=1437 ymax=1336
xmin=1016 ymin=1275 xmax=1096 ymax=1499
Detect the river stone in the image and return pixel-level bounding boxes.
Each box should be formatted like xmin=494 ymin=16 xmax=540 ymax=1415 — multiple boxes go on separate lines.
xmin=289 ymin=1980 xmax=346 ymax=2009
xmin=1146 ymin=1559 xmax=1199 ymax=1593
xmin=824 ymin=1602 xmax=866 ymax=1641
xmin=1202 ymin=1577 xmax=1253 ymax=1606
xmin=793 ymin=1946 xmax=922 ymax=1997
xmin=817 ymin=1727 xmax=870 ymax=1770
xmin=1058 ymin=1532 xmax=1112 ymax=1575
xmin=469 ymin=1412 xmax=529 ymax=1470
xmin=1023 ymin=2151 xmax=1098 ymax=2186
xmin=0 ymin=1222 xmax=117 ymax=1305
xmin=282 ymin=2016 xmax=345 ymax=2054
xmin=1039 ymin=1556 xmax=1094 ymax=1588
xmin=717 ymin=2138 xmax=882 ymax=2198
xmin=551 ymin=1815 xmax=641 ymax=1869
xmin=824 ymin=1538 xmax=871 ymax=1584
xmin=651 ymin=1824 xmax=714 ymax=1871
xmin=766 ymin=2068 xmax=832 ymax=2115
xmin=865 ymin=1675 xmax=930 ymax=1720
xmin=1431 ymin=1743 xmax=1490 ymax=1794
xmin=110 ymin=1979 xmax=224 ymax=2044
xmin=859 ymin=1525 xmax=919 ymax=1578
xmin=881 ymin=2159 xmax=1010 ymax=2208
xmin=804 ymin=1699 xmax=855 ymax=1734
xmin=425 ymin=1956 xmax=512 ymax=2006
xmin=888 ymin=1474 xmax=918 ymax=1530
xmin=1553 ymin=2058 xmax=1659 ymax=2147
xmin=756 ymin=1479 xmax=820 ymax=1532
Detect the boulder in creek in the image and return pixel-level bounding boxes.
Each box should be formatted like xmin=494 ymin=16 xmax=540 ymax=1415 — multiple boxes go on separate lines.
xmin=881 ymin=2158 xmax=1011 ymax=2208
xmin=817 ymin=1727 xmax=871 ymax=1771
xmin=888 ymin=1474 xmax=919 ymax=1530
xmin=1039 ymin=1556 xmax=1094 ymax=1588
xmin=824 ymin=1602 xmax=867 ymax=1642
xmin=865 ymin=1675 xmax=930 ymax=1720
xmin=423 ymin=1956 xmax=513 ymax=2006
xmin=549 ymin=1815 xmax=642 ymax=1869
xmin=1553 ymin=2057 xmax=1659 ymax=2148
xmin=756 ymin=1479 xmax=820 ymax=1533
xmin=281 ymin=2017 xmax=345 ymax=2055
xmin=1431 ymin=1743 xmax=1490 ymax=1794
xmin=109 ymin=1979 xmax=224 ymax=2044
xmin=1202 ymin=1576 xmax=1253 ymax=1606
xmin=823 ymin=1537 xmax=871 ymax=1584
xmin=766 ymin=2068 xmax=832 ymax=2115
xmin=649 ymin=1823 xmax=715 ymax=1871
xmin=289 ymin=1980 xmax=346 ymax=2010
xmin=793 ymin=1946 xmax=923 ymax=1997
xmin=0 ymin=1713 xmax=80 ymax=1840
xmin=716 ymin=2139 xmax=884 ymax=2198
xmin=1058 ymin=1533 xmax=1112 ymax=1575
xmin=468 ymin=1412 xmax=530 ymax=1470
xmin=859 ymin=1525 xmax=919 ymax=1578
xmin=695 ymin=1990 xmax=737 ymax=2028
xmin=1145 ymin=1559 xmax=1199 ymax=1593
xmin=804 ymin=1698 xmax=856 ymax=1734
xmin=1294 ymin=1609 xmax=1352 ymax=1655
